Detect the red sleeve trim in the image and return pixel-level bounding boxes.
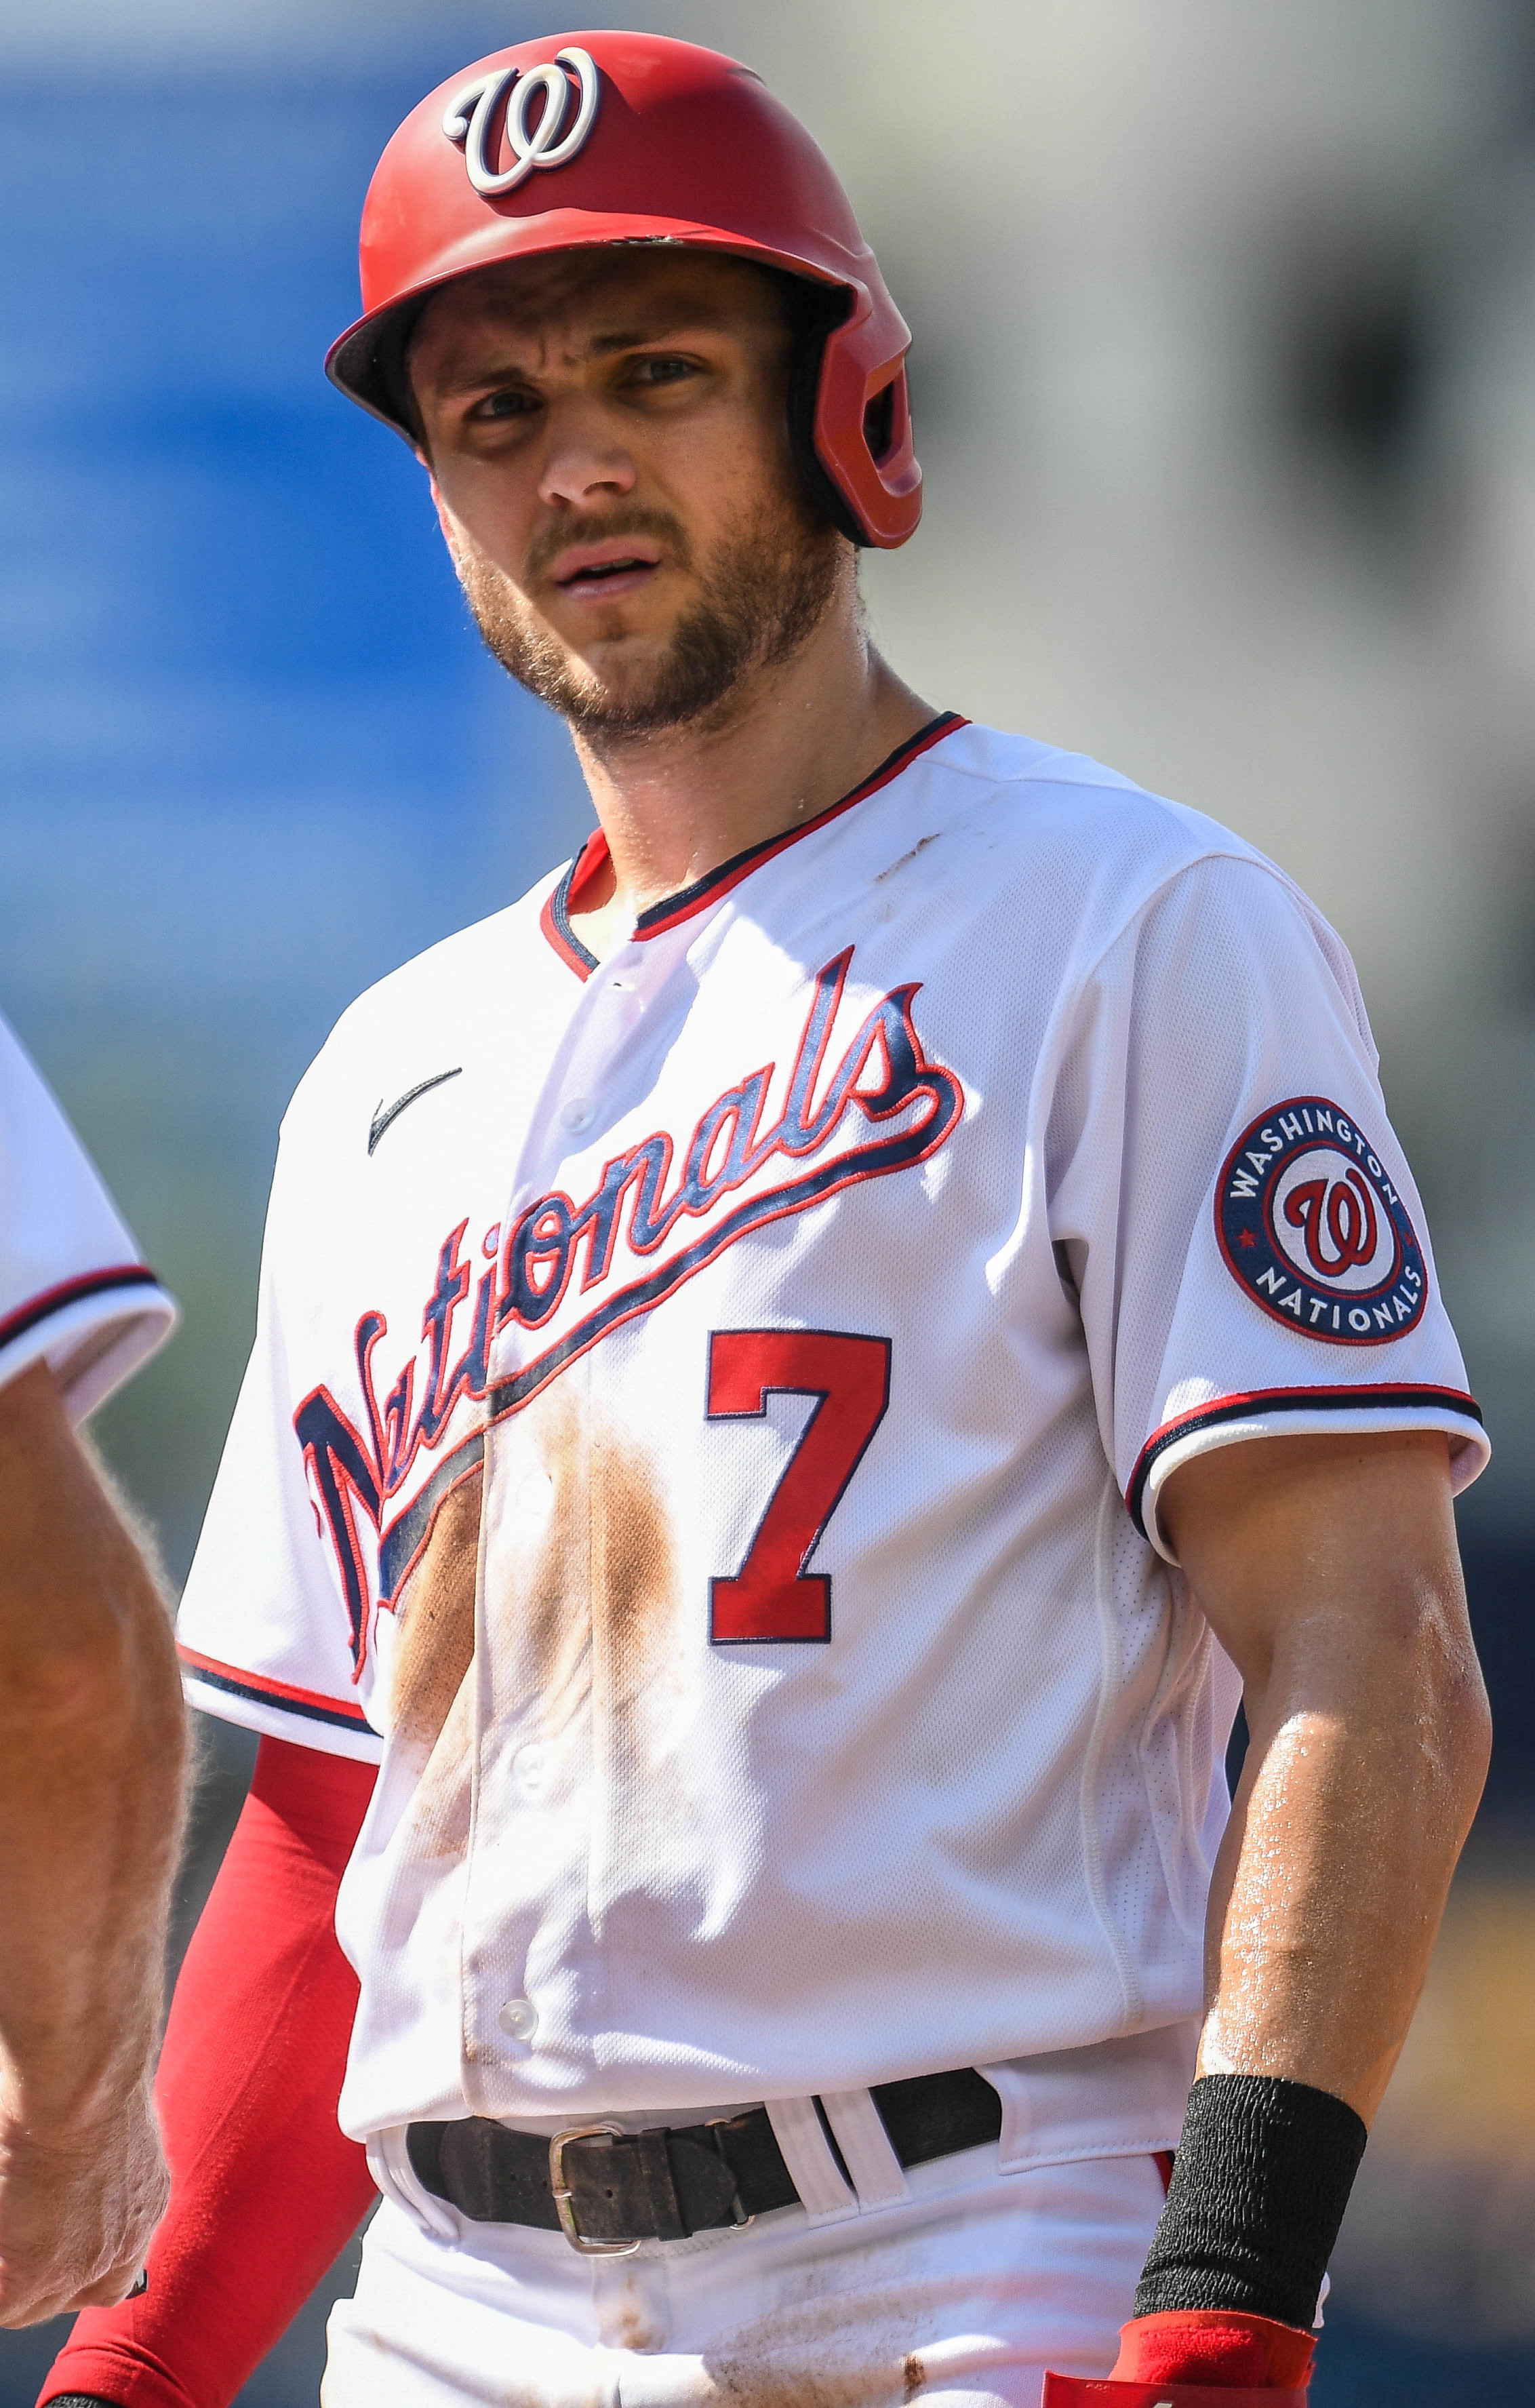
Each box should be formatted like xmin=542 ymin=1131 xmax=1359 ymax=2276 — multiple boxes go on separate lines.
xmin=0 ymin=1263 xmax=161 ymax=1356
xmin=1126 ymin=1382 xmax=1484 ymax=1538
xmin=178 ymin=1645 xmax=375 ymax=1735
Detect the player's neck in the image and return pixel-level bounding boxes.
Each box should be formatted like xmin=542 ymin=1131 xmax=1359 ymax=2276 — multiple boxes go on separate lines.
xmin=564 ymin=602 xmax=935 ymax=960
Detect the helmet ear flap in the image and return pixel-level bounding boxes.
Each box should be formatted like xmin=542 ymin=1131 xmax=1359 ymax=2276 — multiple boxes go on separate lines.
xmin=785 ymin=283 xmax=865 ymax=546
xmin=862 ymin=377 xmax=898 ymax=469
xmin=801 ymin=283 xmax=921 ymax=549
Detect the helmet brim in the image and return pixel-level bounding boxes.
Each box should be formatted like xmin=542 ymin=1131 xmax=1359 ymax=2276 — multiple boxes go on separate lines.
xmin=325 ymin=210 xmax=853 ymax=442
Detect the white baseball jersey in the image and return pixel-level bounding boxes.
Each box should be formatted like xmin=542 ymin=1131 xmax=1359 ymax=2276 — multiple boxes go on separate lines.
xmin=0 ymin=1009 xmax=175 ymax=1415
xmin=178 ymin=716 xmax=1486 ymax=2155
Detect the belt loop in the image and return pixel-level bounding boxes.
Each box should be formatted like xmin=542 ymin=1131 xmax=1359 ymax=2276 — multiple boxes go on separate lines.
xmin=819 ymin=2089 xmax=911 ymax=2210
xmin=372 ymin=2124 xmax=460 ymax=2241
xmin=764 ymin=2096 xmax=858 ymax=2225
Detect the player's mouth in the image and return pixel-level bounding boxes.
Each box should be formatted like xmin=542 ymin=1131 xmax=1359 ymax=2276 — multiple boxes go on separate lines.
xmin=551 ymin=540 xmax=663 ymax=604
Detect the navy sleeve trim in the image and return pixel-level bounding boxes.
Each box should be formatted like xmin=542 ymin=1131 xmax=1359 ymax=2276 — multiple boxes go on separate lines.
xmin=1127 ymin=1383 xmax=1485 ymax=1539
xmin=178 ymin=1646 xmax=376 ymax=1736
xmin=0 ymin=1264 xmax=161 ymax=1358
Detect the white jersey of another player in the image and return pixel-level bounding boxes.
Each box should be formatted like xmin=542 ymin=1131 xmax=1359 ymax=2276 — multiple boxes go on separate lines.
xmin=178 ymin=718 xmax=1486 ymax=2164
xmin=0 ymin=1008 xmax=175 ymax=1412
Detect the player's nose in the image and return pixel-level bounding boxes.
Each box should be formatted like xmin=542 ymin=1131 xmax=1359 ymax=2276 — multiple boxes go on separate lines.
xmin=538 ymin=397 xmax=637 ymax=511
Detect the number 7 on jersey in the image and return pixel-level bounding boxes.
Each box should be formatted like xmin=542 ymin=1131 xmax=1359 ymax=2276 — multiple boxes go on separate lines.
xmin=706 ymin=1329 xmax=892 ymax=1643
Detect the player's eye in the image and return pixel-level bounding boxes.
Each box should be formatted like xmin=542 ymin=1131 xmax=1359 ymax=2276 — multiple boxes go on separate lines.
xmin=471 ymin=387 xmax=539 ymax=422
xmin=629 ymin=355 xmax=696 ymax=389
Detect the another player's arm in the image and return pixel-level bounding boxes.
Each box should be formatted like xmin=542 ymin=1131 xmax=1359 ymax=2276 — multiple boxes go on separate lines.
xmin=0 ymin=1360 xmax=188 ymax=2327
xmin=37 ymin=1735 xmax=378 ymax=2408
xmin=1092 ymin=1425 xmax=1488 ymax=2396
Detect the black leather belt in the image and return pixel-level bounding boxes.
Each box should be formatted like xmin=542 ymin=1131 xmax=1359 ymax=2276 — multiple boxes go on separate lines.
xmin=407 ymin=2067 xmax=1002 ymax=2254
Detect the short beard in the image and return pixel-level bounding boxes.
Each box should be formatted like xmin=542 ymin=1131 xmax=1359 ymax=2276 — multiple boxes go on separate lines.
xmin=454 ymin=494 xmax=843 ymax=743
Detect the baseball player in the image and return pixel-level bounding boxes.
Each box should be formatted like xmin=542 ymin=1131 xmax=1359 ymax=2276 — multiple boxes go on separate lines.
xmin=43 ymin=32 xmax=1491 ymax=2408
xmin=0 ymin=1008 xmax=184 ymax=2327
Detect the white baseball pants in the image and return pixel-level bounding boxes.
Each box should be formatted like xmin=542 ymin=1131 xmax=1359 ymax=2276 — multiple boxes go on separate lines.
xmin=320 ymin=2137 xmax=1165 ymax=2408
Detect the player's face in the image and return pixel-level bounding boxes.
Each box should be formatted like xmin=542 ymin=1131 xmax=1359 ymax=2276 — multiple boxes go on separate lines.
xmin=409 ymin=250 xmax=844 ymax=740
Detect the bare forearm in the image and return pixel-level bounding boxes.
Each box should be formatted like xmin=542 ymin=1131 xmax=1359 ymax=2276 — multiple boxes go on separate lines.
xmin=1200 ymin=1642 xmax=1486 ymax=2120
xmin=1107 ymin=1431 xmax=1492 ymax=2386
xmin=0 ymin=1364 xmax=187 ymax=2321
xmin=1176 ymin=1432 xmax=1490 ymax=2124
xmin=0 ymin=1371 xmax=186 ymax=2119
xmin=0 ymin=1552 xmax=186 ymax=2124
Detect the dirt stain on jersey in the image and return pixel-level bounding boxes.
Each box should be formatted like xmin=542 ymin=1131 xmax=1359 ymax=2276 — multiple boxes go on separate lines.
xmin=390 ymin=1469 xmax=481 ymax=1758
xmin=485 ymin=1373 xmax=709 ymax=1916
xmin=388 ymin=1465 xmax=481 ymax=1857
xmin=592 ymin=1415 xmax=683 ymax=1725
xmin=589 ymin=1404 xmax=705 ymax=1868
xmin=483 ymin=1377 xmax=684 ymax=1755
xmin=386 ymin=1375 xmax=690 ymax=1867
xmin=499 ymin=1379 xmax=596 ymax=1743
xmin=873 ymin=831 xmax=941 ymax=884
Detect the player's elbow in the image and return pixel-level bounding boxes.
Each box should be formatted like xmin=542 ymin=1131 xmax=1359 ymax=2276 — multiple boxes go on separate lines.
xmin=0 ymin=1565 xmax=181 ymax=1758
xmin=1422 ymin=1611 xmax=1492 ymax=1838
xmin=1376 ymin=1552 xmax=1494 ymax=1851
xmin=0 ymin=1591 xmax=140 ymax=1733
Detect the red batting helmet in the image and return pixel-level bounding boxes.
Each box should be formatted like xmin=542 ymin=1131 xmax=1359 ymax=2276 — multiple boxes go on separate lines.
xmin=325 ymin=28 xmax=921 ymax=549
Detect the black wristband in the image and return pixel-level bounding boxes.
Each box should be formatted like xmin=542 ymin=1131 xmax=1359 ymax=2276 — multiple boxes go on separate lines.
xmin=1135 ymin=2072 xmax=1368 ymax=2330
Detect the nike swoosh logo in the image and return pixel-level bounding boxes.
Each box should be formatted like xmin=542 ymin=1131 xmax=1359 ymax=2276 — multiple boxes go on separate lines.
xmin=368 ymin=1068 xmax=462 ymax=1156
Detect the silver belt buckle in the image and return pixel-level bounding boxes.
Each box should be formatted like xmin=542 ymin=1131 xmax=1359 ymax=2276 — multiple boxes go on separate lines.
xmin=548 ymin=2123 xmax=642 ymax=2257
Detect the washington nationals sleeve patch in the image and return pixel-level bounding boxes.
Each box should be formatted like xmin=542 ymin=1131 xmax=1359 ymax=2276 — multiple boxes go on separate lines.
xmin=1216 ymin=1097 xmax=1427 ymax=1343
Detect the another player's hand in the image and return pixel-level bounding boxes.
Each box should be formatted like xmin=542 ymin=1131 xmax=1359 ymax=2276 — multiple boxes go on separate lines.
xmin=0 ymin=2081 xmax=169 ymax=2326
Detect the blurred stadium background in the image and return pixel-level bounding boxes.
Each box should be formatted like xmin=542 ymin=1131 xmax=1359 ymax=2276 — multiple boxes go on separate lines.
xmin=2 ymin=0 xmax=1534 ymax=2397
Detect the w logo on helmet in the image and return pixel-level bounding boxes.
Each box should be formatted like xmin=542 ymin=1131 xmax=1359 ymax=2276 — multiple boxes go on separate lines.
xmin=442 ymin=46 xmax=600 ymax=197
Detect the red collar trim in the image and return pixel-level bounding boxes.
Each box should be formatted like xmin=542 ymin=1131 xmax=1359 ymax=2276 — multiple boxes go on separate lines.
xmin=539 ymin=848 xmax=605 ymax=980
xmin=633 ymin=712 xmax=966 ymax=940
xmin=539 ymin=711 xmax=966 ymax=982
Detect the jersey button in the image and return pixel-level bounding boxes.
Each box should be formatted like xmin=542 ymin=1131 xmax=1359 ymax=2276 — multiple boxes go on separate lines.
xmin=498 ymin=1996 xmax=538 ymax=2043
xmin=515 ymin=1467 xmax=555 ymax=1524
xmin=559 ymin=1097 xmax=595 ymax=1132
xmin=512 ymin=1741 xmax=548 ymax=1800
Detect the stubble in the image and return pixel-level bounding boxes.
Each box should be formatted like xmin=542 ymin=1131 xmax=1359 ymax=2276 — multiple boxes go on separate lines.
xmin=453 ymin=492 xmax=843 ymax=743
